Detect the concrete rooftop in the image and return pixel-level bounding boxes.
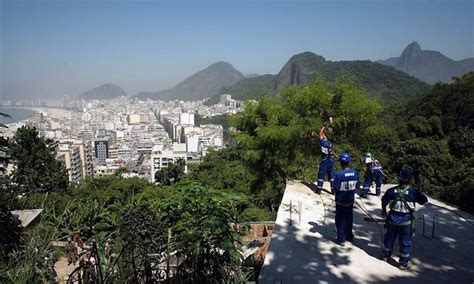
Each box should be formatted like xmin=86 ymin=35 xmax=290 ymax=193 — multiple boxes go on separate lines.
xmin=259 ymin=181 xmax=474 ymax=283
xmin=10 ymin=209 xmax=43 ymax=228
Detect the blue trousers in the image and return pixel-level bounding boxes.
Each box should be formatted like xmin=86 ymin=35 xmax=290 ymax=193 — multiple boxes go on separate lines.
xmin=335 ymin=204 xmax=354 ymax=243
xmin=362 ymin=169 xmax=382 ymax=195
xmin=317 ymin=158 xmax=334 ymax=189
xmin=382 ymin=223 xmax=412 ymax=265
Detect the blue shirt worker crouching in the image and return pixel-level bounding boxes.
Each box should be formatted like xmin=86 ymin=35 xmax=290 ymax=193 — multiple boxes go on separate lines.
xmin=361 ymin=152 xmax=383 ymax=197
xmin=332 ymin=152 xmax=359 ymax=246
xmin=381 ymin=169 xmax=428 ymax=270
xmin=316 ymin=125 xmax=335 ymax=193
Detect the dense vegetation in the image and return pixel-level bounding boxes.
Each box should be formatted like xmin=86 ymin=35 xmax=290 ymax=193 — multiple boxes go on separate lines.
xmin=206 ymin=51 xmax=430 ymax=104
xmin=1 ymin=73 xmax=472 ymax=282
xmin=205 ymin=74 xmax=276 ymax=105
xmin=386 ymin=72 xmax=474 ymax=209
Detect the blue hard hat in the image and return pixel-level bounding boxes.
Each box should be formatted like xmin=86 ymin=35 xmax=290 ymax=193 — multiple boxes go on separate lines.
xmin=399 ymin=168 xmax=413 ymax=181
xmin=339 ymin=152 xmax=352 ymax=163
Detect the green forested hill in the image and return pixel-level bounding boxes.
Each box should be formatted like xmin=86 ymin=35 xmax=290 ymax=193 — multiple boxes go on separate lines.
xmin=387 ymin=72 xmax=474 ymax=209
xmin=207 ymin=51 xmax=430 ymax=104
xmin=206 ymin=74 xmax=277 ymax=105
xmin=317 ymin=60 xmax=431 ymax=101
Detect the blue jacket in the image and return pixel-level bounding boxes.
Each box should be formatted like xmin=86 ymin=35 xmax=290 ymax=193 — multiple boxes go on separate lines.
xmin=332 ymin=168 xmax=359 ymax=206
xmin=382 ymin=185 xmax=428 ymax=225
xmin=320 ymin=138 xmax=334 ymax=160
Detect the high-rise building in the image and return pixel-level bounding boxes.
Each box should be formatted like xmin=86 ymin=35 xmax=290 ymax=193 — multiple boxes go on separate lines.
xmin=179 ymin=113 xmax=195 ymax=125
xmin=94 ymin=139 xmax=109 ymax=165
xmin=57 ymin=143 xmax=83 ymax=184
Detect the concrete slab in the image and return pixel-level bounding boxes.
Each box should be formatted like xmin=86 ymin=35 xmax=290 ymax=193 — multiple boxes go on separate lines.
xmin=10 ymin=209 xmax=43 ymax=228
xmin=259 ymin=181 xmax=474 ymax=283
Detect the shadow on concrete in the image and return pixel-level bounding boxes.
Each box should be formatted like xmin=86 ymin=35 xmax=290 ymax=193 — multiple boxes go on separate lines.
xmin=259 ymin=182 xmax=474 ymax=284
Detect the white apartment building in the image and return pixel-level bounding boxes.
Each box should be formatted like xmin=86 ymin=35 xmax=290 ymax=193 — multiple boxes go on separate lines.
xmin=150 ymin=143 xmax=187 ymax=183
xmin=58 ymin=138 xmax=94 ymax=180
xmin=220 ymin=94 xmax=232 ymax=104
xmin=117 ymin=145 xmax=133 ymax=160
xmin=179 ymin=113 xmax=195 ymax=125
xmin=94 ymin=165 xmax=120 ymax=176
xmin=128 ymin=114 xmax=141 ymax=124
xmin=57 ymin=143 xmax=83 ymax=184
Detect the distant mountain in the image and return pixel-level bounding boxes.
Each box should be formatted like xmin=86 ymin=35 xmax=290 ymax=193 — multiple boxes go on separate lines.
xmin=245 ymin=73 xmax=260 ymax=78
xmin=377 ymin=42 xmax=474 ymax=84
xmin=207 ymin=51 xmax=430 ymax=104
xmin=274 ymin=52 xmax=326 ymax=93
xmin=79 ymin=84 xmax=127 ymax=100
xmin=206 ymin=74 xmax=277 ymax=105
xmin=134 ymin=62 xmax=244 ymax=101
xmin=132 ymin=91 xmax=154 ymax=98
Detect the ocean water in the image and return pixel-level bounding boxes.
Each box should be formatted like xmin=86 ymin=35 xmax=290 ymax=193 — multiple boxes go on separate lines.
xmin=0 ymin=107 xmax=37 ymax=125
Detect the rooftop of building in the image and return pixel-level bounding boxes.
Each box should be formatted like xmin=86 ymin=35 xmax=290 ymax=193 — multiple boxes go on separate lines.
xmin=259 ymin=181 xmax=474 ymax=283
xmin=10 ymin=209 xmax=43 ymax=228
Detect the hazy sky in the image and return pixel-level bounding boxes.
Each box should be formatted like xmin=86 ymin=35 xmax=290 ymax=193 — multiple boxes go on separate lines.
xmin=1 ymin=0 xmax=473 ymax=99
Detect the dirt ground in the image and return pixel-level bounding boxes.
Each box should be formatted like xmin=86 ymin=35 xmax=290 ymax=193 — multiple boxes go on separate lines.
xmin=55 ymin=256 xmax=78 ymax=283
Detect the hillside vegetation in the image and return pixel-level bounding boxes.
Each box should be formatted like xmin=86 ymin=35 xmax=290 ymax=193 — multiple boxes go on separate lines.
xmin=207 ymin=51 xmax=430 ymax=104
xmin=1 ymin=74 xmax=472 ymax=282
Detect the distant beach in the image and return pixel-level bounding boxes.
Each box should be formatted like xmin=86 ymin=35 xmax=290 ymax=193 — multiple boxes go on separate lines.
xmin=0 ymin=107 xmax=68 ymax=125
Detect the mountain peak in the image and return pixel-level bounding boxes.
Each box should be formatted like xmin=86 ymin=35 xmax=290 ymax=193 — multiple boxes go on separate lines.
xmin=210 ymin=61 xmax=232 ymax=66
xmin=79 ymin=83 xmax=127 ymax=100
xmin=134 ymin=62 xmax=244 ymax=101
xmin=398 ymin=41 xmax=423 ymax=72
xmin=207 ymin=61 xmax=236 ymax=70
xmin=274 ymin=51 xmax=327 ymax=92
xmin=405 ymin=41 xmax=421 ymax=53
xmin=288 ymin=51 xmax=326 ymax=64
xmin=378 ymin=42 xmax=474 ymax=84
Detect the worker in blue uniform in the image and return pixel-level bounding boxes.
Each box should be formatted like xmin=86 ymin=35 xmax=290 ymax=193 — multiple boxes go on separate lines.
xmin=331 ymin=152 xmax=359 ymax=246
xmin=316 ymin=125 xmax=335 ymax=193
xmin=381 ymin=168 xmax=428 ymax=269
xmin=360 ymin=152 xmax=383 ymax=197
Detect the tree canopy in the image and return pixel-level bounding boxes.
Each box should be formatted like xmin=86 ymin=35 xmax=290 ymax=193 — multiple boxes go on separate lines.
xmin=9 ymin=126 xmax=68 ymax=193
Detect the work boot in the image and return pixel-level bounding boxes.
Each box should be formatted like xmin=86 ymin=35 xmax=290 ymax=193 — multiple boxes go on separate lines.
xmin=380 ymin=254 xmax=390 ymax=262
xmin=399 ymin=262 xmax=411 ymax=270
xmin=332 ymin=238 xmax=345 ymax=247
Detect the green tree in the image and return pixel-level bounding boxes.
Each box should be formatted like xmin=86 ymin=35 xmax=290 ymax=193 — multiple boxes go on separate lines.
xmin=154 ymin=158 xmax=186 ymax=185
xmin=233 ymin=78 xmax=382 ymax=211
xmin=387 ymin=72 xmax=474 ymax=210
xmin=155 ymin=183 xmax=245 ymax=282
xmin=9 ymin=126 xmax=68 ymax=193
xmin=117 ymin=204 xmax=165 ymax=282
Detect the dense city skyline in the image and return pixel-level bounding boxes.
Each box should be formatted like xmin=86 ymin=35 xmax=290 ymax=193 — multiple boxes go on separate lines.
xmin=1 ymin=0 xmax=473 ymax=99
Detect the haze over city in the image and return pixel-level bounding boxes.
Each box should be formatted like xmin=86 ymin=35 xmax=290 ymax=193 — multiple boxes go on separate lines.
xmin=1 ymin=0 xmax=473 ymax=99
